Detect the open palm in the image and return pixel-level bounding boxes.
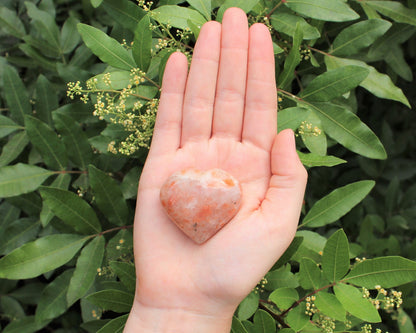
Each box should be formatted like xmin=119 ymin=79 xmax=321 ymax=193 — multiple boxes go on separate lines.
xmin=130 ymin=7 xmax=307 ymax=322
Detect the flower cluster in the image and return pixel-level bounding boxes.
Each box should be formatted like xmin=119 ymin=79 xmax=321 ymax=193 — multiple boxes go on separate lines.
xmin=305 ymin=295 xmax=317 ymax=316
xmin=137 ymin=0 xmax=153 ymax=12
xmin=315 ymin=314 xmax=336 ymax=333
xmin=362 ymin=285 xmax=403 ymax=312
xmin=254 ymin=277 xmax=268 ymax=294
xmin=300 ymin=46 xmax=312 ymax=61
xmin=67 ymin=68 xmax=159 ymax=155
xmin=148 ymin=21 xmax=193 ymax=61
xmin=298 ymin=120 xmax=322 ymax=137
xmin=361 ymin=324 xmax=388 ymax=333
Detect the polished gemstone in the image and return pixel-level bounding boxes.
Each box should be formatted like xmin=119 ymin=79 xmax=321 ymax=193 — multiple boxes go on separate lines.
xmin=160 ymin=168 xmax=242 ymax=244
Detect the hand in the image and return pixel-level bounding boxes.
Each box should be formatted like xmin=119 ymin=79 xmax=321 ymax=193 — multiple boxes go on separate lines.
xmin=124 ymin=7 xmax=307 ymax=332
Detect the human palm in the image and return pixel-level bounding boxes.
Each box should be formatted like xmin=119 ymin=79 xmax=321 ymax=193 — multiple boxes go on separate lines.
xmin=131 ymin=7 xmax=307 ymax=320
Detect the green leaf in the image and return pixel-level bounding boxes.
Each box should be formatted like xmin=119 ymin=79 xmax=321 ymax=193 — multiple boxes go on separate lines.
xmin=365 ymin=1 xmax=416 ymax=26
xmin=232 ymin=317 xmax=249 ymax=333
xmin=77 ymin=23 xmax=136 ymax=70
xmin=301 ymin=180 xmax=375 ymax=228
xmin=39 ymin=173 xmax=71 ymax=227
xmin=385 ymin=46 xmax=413 ymax=81
xmin=86 ymin=289 xmax=133 ymax=313
xmin=237 ymin=291 xmax=259 ymax=320
xmin=216 ymin=0 xmax=260 ymax=21
xmin=3 ymin=65 xmax=32 ymax=125
xmin=18 ymin=44 xmax=57 ymax=72
xmin=35 ymin=269 xmax=74 ymax=322
xmin=299 ymin=258 xmax=323 ymax=290
xmin=24 ymin=115 xmax=68 ymax=171
xmin=109 ymin=261 xmax=136 ymax=292
xmin=277 ymin=107 xmax=308 ymax=132
xmin=0 ymin=234 xmax=88 ymax=279
xmin=284 ymin=0 xmax=359 ymax=22
xmin=252 ymin=309 xmax=276 ymax=333
xmin=298 ymin=151 xmax=346 ymax=168
xmin=314 ymin=292 xmax=346 ymax=321
xmin=285 ymin=303 xmax=309 ymax=331
xmin=53 ymin=112 xmax=94 ymax=170
xmin=34 ymin=75 xmax=58 ymax=127
xmin=368 ymin=24 xmax=416 ymax=60
xmin=89 ymin=165 xmax=130 ymax=226
xmin=67 ymin=236 xmax=105 ymax=305
xmin=0 ymin=115 xmax=23 ymax=139
xmin=277 ymin=23 xmax=302 ymax=89
xmin=0 ymin=295 xmax=25 ymax=320
xmin=0 ymin=163 xmax=55 ymax=198
xmin=343 ymin=256 xmax=416 ymax=288
xmin=133 ymin=15 xmax=152 ymax=72
xmin=334 ymin=283 xmax=381 ymax=322
xmin=331 ymin=19 xmax=392 ymax=56
xmin=40 ymin=187 xmax=101 ymax=234
xmin=0 ymin=218 xmax=40 ymax=255
xmin=325 ymin=55 xmax=410 ymax=107
xmin=102 ymin=0 xmax=146 ymax=31
xmin=187 ymin=0 xmax=211 ymax=20
xmin=305 ymin=102 xmax=387 ymax=159
xmin=0 ymin=7 xmax=26 ymax=38
xmin=2 ymin=316 xmax=50 ymax=333
xmin=7 ymin=193 xmax=42 ymax=217
xmin=89 ymin=70 xmax=131 ymax=90
xmin=301 ymin=66 xmax=369 ymax=102
xmin=0 ymin=202 xmax=20 ymax=231
xmin=22 ymin=35 xmax=61 ymax=59
xmin=121 ymin=167 xmax=141 ymax=199
xmin=273 ymin=236 xmax=303 ymax=269
xmin=96 ymin=314 xmax=128 ymax=333
xmin=322 ymin=229 xmax=350 ymax=282
xmin=271 ymin=12 xmax=320 ymax=40
xmin=269 ymin=288 xmax=298 ymax=310
xmin=151 ymin=5 xmax=207 ymax=30
xmin=397 ymin=309 xmax=416 ymax=333
xmin=91 ymin=0 xmax=104 ymax=7
xmin=25 ymin=2 xmax=61 ymax=55
xmin=60 ymin=16 xmax=81 ymax=54
xmin=264 ymin=270 xmax=299 ymax=290
xmin=293 ymin=231 xmax=331 ymax=262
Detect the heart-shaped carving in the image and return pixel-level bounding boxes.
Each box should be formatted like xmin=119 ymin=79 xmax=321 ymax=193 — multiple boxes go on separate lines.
xmin=160 ymin=168 xmax=242 ymax=244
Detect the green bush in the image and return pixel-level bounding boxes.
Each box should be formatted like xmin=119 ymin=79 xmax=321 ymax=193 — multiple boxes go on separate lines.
xmin=0 ymin=0 xmax=415 ymax=332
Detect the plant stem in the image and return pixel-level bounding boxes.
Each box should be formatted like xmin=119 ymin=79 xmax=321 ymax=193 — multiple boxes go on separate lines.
xmin=258 ymin=301 xmax=290 ymax=328
xmin=82 ymin=88 xmax=153 ymax=101
xmin=97 ymin=225 xmax=133 ymax=237
xmin=57 ymin=170 xmax=88 ymax=174
xmin=277 ymin=88 xmax=302 ymax=103
xmin=143 ymin=75 xmax=161 ymax=89
xmin=266 ymin=1 xmax=284 ymax=19
xmin=280 ymin=282 xmax=337 ymax=317
xmin=308 ymin=46 xmax=332 ymax=57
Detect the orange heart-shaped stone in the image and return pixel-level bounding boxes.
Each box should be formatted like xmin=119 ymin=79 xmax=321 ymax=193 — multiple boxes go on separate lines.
xmin=160 ymin=168 xmax=242 ymax=244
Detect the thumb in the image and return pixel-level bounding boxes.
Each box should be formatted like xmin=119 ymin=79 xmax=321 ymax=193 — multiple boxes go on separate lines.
xmin=261 ymin=129 xmax=308 ymax=240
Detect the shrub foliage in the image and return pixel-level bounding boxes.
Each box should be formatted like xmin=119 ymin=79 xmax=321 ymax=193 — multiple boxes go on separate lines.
xmin=0 ymin=0 xmax=415 ymax=332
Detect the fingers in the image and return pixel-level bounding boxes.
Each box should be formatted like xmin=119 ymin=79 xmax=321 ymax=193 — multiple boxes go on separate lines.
xmin=261 ymin=129 xmax=308 ymax=238
xmin=242 ymin=23 xmax=277 ymax=151
xmin=148 ymin=52 xmax=188 ymax=156
xmin=181 ymin=21 xmax=221 ymax=143
xmin=212 ymin=8 xmax=248 ymax=140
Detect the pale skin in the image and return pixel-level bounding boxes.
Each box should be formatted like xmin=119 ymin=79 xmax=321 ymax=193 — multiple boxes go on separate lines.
xmin=124 ymin=7 xmax=307 ymax=333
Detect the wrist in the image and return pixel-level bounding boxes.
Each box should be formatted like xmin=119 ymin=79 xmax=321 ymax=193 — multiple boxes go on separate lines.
xmin=124 ymin=298 xmax=234 ymax=333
